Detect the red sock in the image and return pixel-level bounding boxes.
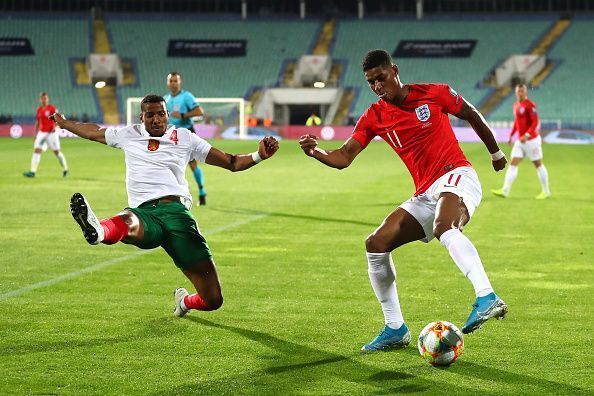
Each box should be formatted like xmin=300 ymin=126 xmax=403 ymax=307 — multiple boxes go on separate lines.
xmin=100 ymin=216 xmax=128 ymax=245
xmin=184 ymin=293 xmax=213 ymax=311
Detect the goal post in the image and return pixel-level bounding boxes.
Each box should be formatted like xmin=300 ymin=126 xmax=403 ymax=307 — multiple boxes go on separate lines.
xmin=125 ymin=97 xmax=246 ymax=139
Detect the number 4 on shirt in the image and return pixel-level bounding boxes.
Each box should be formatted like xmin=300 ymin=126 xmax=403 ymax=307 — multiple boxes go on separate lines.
xmin=170 ymin=130 xmax=178 ymax=145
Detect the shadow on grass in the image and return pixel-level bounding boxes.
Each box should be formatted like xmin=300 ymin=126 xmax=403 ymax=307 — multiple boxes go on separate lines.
xmin=210 ymin=207 xmax=378 ymax=228
xmin=0 ymin=316 xmax=176 ymax=357
xmin=453 ymin=360 xmax=588 ymax=394
xmin=399 ymin=347 xmax=588 ymax=394
xmin=151 ymin=319 xmax=589 ymax=395
xmin=149 ymin=318 xmax=479 ymax=395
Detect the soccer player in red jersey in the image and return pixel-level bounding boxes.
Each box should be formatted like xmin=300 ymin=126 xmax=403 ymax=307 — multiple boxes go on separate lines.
xmin=23 ymin=92 xmax=69 ymax=178
xmin=492 ymin=83 xmax=550 ymax=199
xmin=299 ymin=49 xmax=508 ymax=350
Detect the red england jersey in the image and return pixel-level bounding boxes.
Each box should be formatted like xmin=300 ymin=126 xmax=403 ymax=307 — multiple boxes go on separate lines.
xmin=36 ymin=105 xmax=57 ymax=132
xmin=510 ymin=99 xmax=539 ymax=140
xmin=352 ymin=83 xmax=471 ymax=196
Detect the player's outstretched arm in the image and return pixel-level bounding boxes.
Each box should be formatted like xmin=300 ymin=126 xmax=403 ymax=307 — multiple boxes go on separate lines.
xmin=455 ymin=99 xmax=507 ymax=172
xmin=49 ymin=113 xmax=107 ymax=144
xmin=298 ymin=135 xmax=363 ymax=170
xmin=205 ymin=136 xmax=279 ymax=172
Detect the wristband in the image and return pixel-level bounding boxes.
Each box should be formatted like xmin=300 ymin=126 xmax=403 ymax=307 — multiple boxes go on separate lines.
xmin=180 ymin=113 xmax=186 ymax=119
xmin=251 ymin=151 xmax=262 ymax=164
xmin=490 ymin=150 xmax=505 ymax=161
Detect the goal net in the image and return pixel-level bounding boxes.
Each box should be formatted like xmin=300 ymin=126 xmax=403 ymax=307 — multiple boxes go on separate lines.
xmin=125 ymin=97 xmax=246 ymax=139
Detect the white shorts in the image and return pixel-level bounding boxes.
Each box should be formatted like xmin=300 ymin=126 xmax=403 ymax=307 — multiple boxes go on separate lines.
xmin=34 ymin=131 xmax=60 ymax=151
xmin=399 ymin=166 xmax=482 ymax=243
xmin=511 ymin=135 xmax=542 ymax=161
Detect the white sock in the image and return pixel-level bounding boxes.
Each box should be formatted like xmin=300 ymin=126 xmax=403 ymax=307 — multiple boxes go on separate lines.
xmin=366 ymin=252 xmax=404 ymax=329
xmin=503 ymin=165 xmax=518 ymax=194
xmin=536 ymin=165 xmax=549 ymax=194
xmin=439 ymin=229 xmax=494 ymax=297
xmin=31 ymin=153 xmax=41 ymax=173
xmin=56 ymin=152 xmax=68 ymax=170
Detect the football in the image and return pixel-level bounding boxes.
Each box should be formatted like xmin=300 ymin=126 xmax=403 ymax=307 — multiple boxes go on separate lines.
xmin=417 ymin=321 xmax=464 ymax=367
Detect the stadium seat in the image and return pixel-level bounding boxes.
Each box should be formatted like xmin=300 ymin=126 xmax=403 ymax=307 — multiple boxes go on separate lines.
xmin=0 ymin=16 xmax=99 ymax=122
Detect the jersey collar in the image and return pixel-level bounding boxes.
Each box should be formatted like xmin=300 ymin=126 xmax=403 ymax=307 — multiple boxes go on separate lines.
xmin=170 ymin=89 xmax=184 ymax=97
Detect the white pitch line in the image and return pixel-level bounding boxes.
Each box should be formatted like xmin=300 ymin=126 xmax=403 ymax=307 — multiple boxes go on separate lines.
xmin=0 ymin=213 xmax=269 ymax=302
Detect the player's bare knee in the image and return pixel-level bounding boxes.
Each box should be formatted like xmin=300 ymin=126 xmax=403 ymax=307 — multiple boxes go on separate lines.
xmin=365 ymin=233 xmax=389 ymax=253
xmin=433 ymin=222 xmax=451 ymax=241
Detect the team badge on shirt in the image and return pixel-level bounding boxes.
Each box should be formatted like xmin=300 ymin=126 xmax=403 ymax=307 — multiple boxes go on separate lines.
xmin=147 ymin=139 xmax=160 ymax=151
xmin=519 ymin=107 xmax=525 ymax=115
xmin=415 ymin=104 xmax=431 ymax=122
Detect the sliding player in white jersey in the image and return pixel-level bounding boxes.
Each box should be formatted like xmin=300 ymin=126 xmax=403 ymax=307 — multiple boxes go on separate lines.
xmin=51 ymin=94 xmax=279 ymax=316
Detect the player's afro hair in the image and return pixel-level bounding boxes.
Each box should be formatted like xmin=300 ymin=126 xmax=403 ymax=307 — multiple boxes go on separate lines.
xmin=362 ymin=49 xmax=393 ymax=71
xmin=140 ymin=94 xmax=166 ymax=109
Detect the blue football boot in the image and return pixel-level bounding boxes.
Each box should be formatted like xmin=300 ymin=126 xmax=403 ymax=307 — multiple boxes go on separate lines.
xmin=462 ymin=292 xmax=508 ymax=334
xmin=361 ymin=323 xmax=411 ymax=351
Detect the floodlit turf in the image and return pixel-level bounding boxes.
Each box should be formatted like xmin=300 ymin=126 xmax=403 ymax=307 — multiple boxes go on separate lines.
xmin=0 ymin=137 xmax=592 ymax=395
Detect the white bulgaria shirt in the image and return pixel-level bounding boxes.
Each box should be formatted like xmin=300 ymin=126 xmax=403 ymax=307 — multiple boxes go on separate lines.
xmin=104 ymin=124 xmax=212 ymax=208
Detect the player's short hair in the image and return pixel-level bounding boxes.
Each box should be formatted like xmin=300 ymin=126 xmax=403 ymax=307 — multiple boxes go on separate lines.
xmin=168 ymin=71 xmax=181 ymax=79
xmin=362 ymin=49 xmax=393 ymax=71
xmin=39 ymin=92 xmax=48 ymax=96
xmin=140 ymin=94 xmax=166 ymax=110
xmin=515 ymin=83 xmax=527 ymax=89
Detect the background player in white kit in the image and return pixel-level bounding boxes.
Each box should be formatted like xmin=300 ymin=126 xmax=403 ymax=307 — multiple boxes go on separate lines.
xmin=50 ymin=94 xmax=279 ymax=315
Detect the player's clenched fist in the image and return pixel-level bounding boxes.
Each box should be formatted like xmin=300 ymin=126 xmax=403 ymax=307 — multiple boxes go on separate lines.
xmin=258 ymin=136 xmax=280 ymax=160
xmin=492 ymin=156 xmax=507 ymax=172
xmin=299 ymin=134 xmax=318 ymax=157
xmin=49 ymin=112 xmax=67 ymax=126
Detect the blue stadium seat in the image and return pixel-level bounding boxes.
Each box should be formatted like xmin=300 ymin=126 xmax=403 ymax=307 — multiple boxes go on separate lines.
xmin=0 ymin=16 xmax=98 ymax=121
xmin=107 ymin=17 xmax=320 ymax=103
xmin=333 ymin=18 xmax=551 ymax=118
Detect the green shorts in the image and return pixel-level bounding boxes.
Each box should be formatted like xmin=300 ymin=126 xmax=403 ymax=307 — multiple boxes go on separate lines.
xmin=128 ymin=200 xmax=212 ymax=269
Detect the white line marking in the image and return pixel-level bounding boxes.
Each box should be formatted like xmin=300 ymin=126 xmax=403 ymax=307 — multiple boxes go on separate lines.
xmin=0 ymin=213 xmax=269 ymax=301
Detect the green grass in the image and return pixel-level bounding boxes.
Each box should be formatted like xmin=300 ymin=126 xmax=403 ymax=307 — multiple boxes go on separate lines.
xmin=0 ymin=138 xmax=592 ymax=395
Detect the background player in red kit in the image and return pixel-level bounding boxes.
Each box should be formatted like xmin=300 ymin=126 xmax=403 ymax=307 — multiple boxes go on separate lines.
xmin=23 ymin=92 xmax=69 ymax=178
xmin=299 ymin=49 xmax=508 ymax=351
xmin=492 ymin=83 xmax=550 ymax=199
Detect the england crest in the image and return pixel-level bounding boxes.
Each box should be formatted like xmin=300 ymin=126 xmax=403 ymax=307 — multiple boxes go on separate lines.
xmin=415 ymin=104 xmax=430 ymax=122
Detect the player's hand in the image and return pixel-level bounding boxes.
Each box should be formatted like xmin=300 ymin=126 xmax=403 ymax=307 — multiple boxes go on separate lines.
xmin=49 ymin=113 xmax=67 ymax=127
xmin=492 ymin=156 xmax=507 ymax=172
xmin=520 ymin=135 xmax=528 ymax=143
xmin=258 ymin=136 xmax=279 ymax=160
xmin=507 ymin=138 xmax=513 ymax=147
xmin=299 ymin=134 xmax=318 ymax=157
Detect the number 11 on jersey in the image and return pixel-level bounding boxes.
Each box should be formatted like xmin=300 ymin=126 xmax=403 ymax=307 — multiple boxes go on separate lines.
xmin=386 ymin=130 xmax=403 ymax=148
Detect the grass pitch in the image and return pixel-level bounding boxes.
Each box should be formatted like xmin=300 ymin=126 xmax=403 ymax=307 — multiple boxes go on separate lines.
xmin=0 ymin=138 xmax=592 ymax=395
